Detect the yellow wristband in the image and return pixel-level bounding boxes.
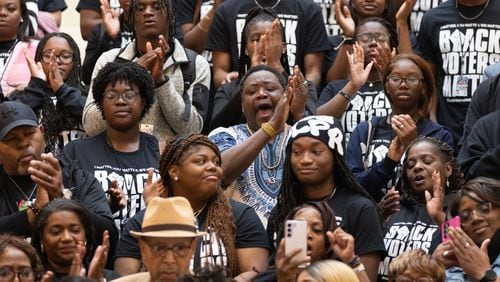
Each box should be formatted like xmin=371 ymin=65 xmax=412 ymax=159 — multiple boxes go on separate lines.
xmin=261 ymin=122 xmax=278 ymax=139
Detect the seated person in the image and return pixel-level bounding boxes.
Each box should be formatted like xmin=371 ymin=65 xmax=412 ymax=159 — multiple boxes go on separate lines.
xmin=61 ymin=61 xmax=160 ymax=232
xmin=112 ymin=197 xmax=205 ymax=282
xmin=114 ymin=134 xmax=270 ymax=281
xmin=0 ymin=101 xmax=117 ymax=266
xmin=388 ymin=249 xmax=445 ymax=282
xmin=0 ymin=234 xmax=44 ymax=282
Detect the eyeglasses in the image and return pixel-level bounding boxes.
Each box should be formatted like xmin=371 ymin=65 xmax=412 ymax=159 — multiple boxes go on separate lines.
xmin=459 ymin=202 xmax=493 ymax=225
xmin=41 ymin=51 xmax=73 ymax=65
xmin=0 ymin=267 xmax=34 ymax=282
xmin=387 ymin=76 xmax=424 ymax=87
xmin=103 ymin=90 xmax=138 ymax=103
xmin=356 ymin=32 xmax=390 ymax=44
xmin=143 ymin=240 xmax=192 ymax=258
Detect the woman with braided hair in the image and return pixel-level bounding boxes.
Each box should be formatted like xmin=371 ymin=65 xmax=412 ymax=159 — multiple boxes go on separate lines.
xmin=266 ymin=115 xmax=385 ymax=281
xmin=114 ymin=134 xmax=270 ymax=280
xmin=9 ymin=32 xmax=87 ymax=154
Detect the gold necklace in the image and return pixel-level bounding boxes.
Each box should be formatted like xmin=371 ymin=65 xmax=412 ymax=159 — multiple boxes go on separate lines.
xmin=246 ymin=124 xmax=288 ymax=170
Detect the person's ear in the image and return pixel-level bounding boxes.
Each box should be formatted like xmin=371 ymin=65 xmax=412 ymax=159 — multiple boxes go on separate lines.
xmin=168 ymin=166 xmax=179 ymax=181
xmin=445 ymin=161 xmax=453 ymax=178
xmin=37 ymin=125 xmax=44 ymax=134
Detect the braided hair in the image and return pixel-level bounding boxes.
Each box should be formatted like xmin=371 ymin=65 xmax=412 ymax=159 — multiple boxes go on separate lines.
xmin=158 ymin=134 xmax=238 ymax=276
xmin=238 ymin=7 xmax=290 ymax=80
xmin=398 ymin=136 xmax=464 ymax=203
xmin=267 ymin=141 xmax=377 ymax=243
xmin=129 ymin=0 xmax=176 ymax=43
xmin=31 ymin=32 xmax=85 ymax=153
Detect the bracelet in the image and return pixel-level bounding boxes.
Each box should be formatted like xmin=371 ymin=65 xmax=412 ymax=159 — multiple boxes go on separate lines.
xmin=338 ymin=90 xmax=354 ymax=102
xmin=28 ymin=200 xmax=40 ymax=216
xmin=261 ymin=122 xmax=278 ymax=139
xmin=197 ymin=22 xmax=209 ymax=33
xmin=348 ymin=255 xmax=362 ymax=268
xmin=155 ymin=75 xmax=169 ymax=87
xmin=197 ymin=14 xmax=212 ymax=33
xmin=334 ymin=34 xmax=354 ymax=51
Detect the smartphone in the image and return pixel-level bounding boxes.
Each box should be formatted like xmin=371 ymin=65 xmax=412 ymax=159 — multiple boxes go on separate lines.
xmin=285 ymin=220 xmax=308 ymax=267
xmin=441 ymin=216 xmax=461 ymax=242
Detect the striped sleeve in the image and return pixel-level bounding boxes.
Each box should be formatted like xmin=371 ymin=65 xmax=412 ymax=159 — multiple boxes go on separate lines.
xmin=25 ymin=0 xmax=38 ymax=36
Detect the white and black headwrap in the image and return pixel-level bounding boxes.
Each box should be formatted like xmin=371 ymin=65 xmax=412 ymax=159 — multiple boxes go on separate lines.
xmin=286 ymin=115 xmax=345 ymax=156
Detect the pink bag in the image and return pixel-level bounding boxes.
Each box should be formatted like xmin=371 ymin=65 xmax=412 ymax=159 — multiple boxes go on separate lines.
xmin=1 ymin=40 xmax=38 ymax=97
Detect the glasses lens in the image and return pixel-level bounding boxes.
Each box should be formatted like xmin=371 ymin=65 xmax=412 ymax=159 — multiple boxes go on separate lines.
xmin=173 ymin=245 xmax=190 ymax=257
xmin=19 ymin=268 xmax=34 ymax=280
xmin=0 ymin=267 xmax=13 ymax=280
xmin=123 ymin=91 xmax=137 ymax=102
xmin=59 ymin=52 xmax=73 ymax=64
xmin=377 ymin=33 xmax=389 ymax=43
xmin=388 ymin=76 xmax=402 ymax=85
xmin=477 ymin=202 xmax=492 ymax=216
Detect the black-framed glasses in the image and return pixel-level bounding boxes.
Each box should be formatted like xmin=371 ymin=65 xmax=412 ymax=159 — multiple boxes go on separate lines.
xmin=41 ymin=51 xmax=73 ymax=64
xmin=387 ymin=76 xmax=424 ymax=87
xmin=0 ymin=266 xmax=34 ymax=282
xmin=143 ymin=240 xmax=192 ymax=258
xmin=356 ymin=32 xmax=390 ymax=44
xmin=103 ymin=90 xmax=138 ymax=103
xmin=459 ymin=202 xmax=493 ymax=225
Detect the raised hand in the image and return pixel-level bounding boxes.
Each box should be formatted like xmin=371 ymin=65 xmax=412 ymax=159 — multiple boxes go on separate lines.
xmin=47 ymin=51 xmax=65 ymax=92
xmin=378 ymin=186 xmax=400 ymax=221
xmin=347 ymin=42 xmax=374 ymax=89
xmin=335 ymin=0 xmax=355 ymax=37
xmin=23 ymin=47 xmax=46 ymax=80
xmin=268 ymin=79 xmax=292 ymax=133
xmin=136 ymin=35 xmax=169 ymax=85
xmin=373 ymin=43 xmax=395 ymax=81
xmin=28 ymin=153 xmax=64 ymax=200
xmin=275 ymin=239 xmax=311 ymax=282
xmin=250 ymin=38 xmax=266 ymax=67
xmin=100 ymin=0 xmax=121 ymax=38
xmin=391 ymin=114 xmax=418 ymax=148
xmin=448 ymin=228 xmax=492 ymax=281
xmin=88 ymin=230 xmax=110 ymax=280
xmin=396 ymin=0 xmax=417 ymax=24
xmin=40 ymin=271 xmax=54 ymax=282
xmin=264 ymin=19 xmax=285 ymax=73
xmin=68 ymin=242 xmax=87 ymax=277
xmin=143 ymin=168 xmax=166 ymax=206
xmin=288 ymin=66 xmax=308 ymax=121
xmin=327 ymin=228 xmax=356 ymax=263
xmin=425 ymin=170 xmax=446 ymax=225
xmin=108 ymin=180 xmax=126 ymax=213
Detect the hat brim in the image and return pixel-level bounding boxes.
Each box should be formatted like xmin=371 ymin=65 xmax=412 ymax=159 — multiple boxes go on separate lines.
xmin=130 ymin=230 xmax=206 ymax=239
xmin=0 ymin=119 xmax=38 ymax=140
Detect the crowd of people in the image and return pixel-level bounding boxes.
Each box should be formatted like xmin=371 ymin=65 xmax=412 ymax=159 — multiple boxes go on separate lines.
xmin=0 ymin=0 xmax=499 ymax=281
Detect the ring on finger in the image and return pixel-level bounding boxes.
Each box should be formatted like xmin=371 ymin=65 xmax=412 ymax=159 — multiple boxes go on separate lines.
xmin=299 ymin=81 xmax=308 ymax=89
xmin=465 ymin=242 xmax=471 ymax=247
xmin=399 ymin=125 xmax=404 ymax=129
xmin=443 ymin=250 xmax=449 ymax=257
xmin=47 ymin=175 xmax=52 ymax=182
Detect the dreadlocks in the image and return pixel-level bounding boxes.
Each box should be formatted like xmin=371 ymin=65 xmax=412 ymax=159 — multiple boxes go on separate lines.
xmin=158 ymin=134 xmax=238 ymax=276
xmin=238 ymin=7 xmax=290 ymax=79
xmin=92 ymin=61 xmax=155 ymax=119
xmin=399 ymin=136 xmax=464 ymax=203
xmin=30 ymin=32 xmax=85 ymax=153
xmin=129 ymin=0 xmax=176 ymax=43
xmin=268 ymin=146 xmax=378 ymax=243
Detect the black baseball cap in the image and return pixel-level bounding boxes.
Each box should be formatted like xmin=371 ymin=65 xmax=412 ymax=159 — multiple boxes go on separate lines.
xmin=0 ymin=101 xmax=39 ymax=141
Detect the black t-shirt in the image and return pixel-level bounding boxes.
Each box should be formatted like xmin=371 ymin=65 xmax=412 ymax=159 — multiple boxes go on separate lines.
xmin=61 ymin=131 xmax=160 ymax=231
xmin=312 ymin=0 xmax=341 ymax=36
xmin=318 ymin=80 xmax=391 ymax=142
xmin=114 ymin=200 xmax=271 ymax=269
xmin=377 ymin=201 xmax=440 ymax=281
xmin=327 ymin=187 xmax=386 ymax=257
xmin=409 ymin=0 xmax=446 ymax=33
xmin=205 ymin=0 xmax=330 ymax=74
xmin=38 ymin=0 xmax=67 ymax=12
xmin=417 ymin=0 xmax=500 ymax=141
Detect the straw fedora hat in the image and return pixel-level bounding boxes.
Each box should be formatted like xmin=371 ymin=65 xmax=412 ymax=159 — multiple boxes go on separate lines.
xmin=130 ymin=197 xmax=206 ymax=238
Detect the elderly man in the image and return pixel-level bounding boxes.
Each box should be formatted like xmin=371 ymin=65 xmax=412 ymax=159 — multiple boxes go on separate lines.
xmin=112 ymin=197 xmax=205 ymax=282
xmin=0 ymin=101 xmax=117 ymax=265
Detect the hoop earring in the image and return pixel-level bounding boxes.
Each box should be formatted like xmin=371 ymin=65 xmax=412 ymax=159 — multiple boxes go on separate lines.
xmin=40 ymin=244 xmax=44 ymax=253
xmin=446 ymin=177 xmax=450 ymax=188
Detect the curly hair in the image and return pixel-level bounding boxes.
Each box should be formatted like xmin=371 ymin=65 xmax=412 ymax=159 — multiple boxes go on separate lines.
xmin=0 ymin=234 xmax=43 ymax=281
xmin=32 ymin=199 xmax=95 ymax=271
xmin=238 ymin=7 xmax=290 ymax=79
xmin=398 ymin=136 xmax=464 ymax=203
xmin=267 ymin=143 xmax=378 ymax=244
xmin=158 ymin=134 xmax=238 ymax=276
xmin=276 ymin=202 xmax=337 ymax=260
xmin=129 ymin=0 xmax=176 ymax=43
xmin=91 ymin=61 xmax=155 ymax=119
xmin=388 ymin=249 xmax=445 ymax=282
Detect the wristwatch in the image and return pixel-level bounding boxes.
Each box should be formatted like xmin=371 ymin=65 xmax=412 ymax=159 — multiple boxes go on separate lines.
xmin=480 ymin=269 xmax=497 ymax=282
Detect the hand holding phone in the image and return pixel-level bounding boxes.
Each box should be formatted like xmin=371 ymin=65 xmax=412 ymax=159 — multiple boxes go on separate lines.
xmin=285 ymin=220 xmax=308 ymax=267
xmin=441 ymin=216 xmax=461 ymax=242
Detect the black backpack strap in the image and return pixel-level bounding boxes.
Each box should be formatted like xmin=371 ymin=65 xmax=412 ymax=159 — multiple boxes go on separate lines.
xmin=179 ymin=48 xmax=197 ymax=121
